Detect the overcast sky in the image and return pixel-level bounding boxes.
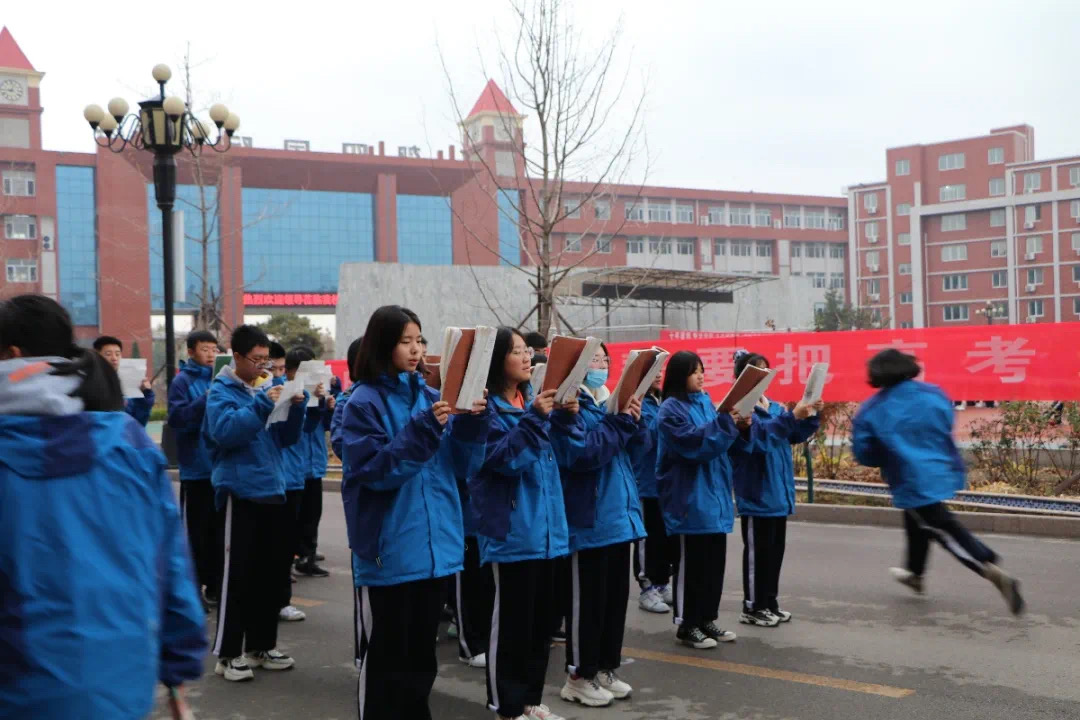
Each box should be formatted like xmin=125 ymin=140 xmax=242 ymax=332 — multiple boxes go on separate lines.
xmin=6 ymin=0 xmax=1078 ymax=198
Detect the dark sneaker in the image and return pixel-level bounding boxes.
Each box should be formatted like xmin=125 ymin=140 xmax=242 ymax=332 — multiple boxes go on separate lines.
xmin=739 ymin=609 xmax=780 ymax=627
xmin=676 ymin=625 xmax=717 ymax=649
xmin=314 ymin=552 xmax=326 ymax=562
xmin=984 ymin=563 xmax=1025 ymax=616
xmin=295 ymin=557 xmax=329 ymax=577
xmin=771 ymin=608 xmax=792 ymax=623
xmin=246 ymin=648 xmax=295 ymax=671
xmin=702 ymin=621 xmax=737 ymax=641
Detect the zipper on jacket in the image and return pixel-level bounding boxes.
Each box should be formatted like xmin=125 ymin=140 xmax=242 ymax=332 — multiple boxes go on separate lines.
xmin=376 ymin=555 xmax=382 ymax=568
xmin=511 ymin=499 xmax=516 ymax=510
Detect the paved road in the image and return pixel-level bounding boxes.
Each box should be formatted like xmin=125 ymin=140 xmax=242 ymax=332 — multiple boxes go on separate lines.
xmin=155 ymin=493 xmax=1080 ymax=720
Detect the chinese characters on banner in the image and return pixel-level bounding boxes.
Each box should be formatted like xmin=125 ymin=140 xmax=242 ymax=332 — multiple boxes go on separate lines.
xmin=607 ymin=324 xmax=1080 ymax=402
xmin=242 ymin=293 xmax=338 ymax=307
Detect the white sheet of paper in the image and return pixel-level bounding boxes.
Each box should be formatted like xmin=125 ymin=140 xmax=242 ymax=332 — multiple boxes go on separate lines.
xmin=734 ymin=369 xmax=778 ymax=417
xmin=530 ymin=363 xmax=547 ymax=397
xmin=298 ymin=360 xmax=332 ymax=407
xmin=266 ymin=378 xmax=304 ymax=427
xmin=801 ymin=362 xmax=829 ymax=412
xmin=117 ymin=358 xmax=147 ymax=399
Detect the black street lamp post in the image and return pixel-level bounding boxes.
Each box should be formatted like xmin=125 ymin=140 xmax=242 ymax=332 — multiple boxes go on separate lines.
xmin=975 ymin=300 xmax=1006 ymax=326
xmin=83 ymin=64 xmax=238 ymax=387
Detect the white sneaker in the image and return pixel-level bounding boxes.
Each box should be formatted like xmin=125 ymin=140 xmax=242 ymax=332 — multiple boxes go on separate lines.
xmin=214 ymin=656 xmax=254 ymax=682
xmin=560 ymin=674 xmax=614 ymax=707
xmin=889 ymin=567 xmax=925 ymax=595
xmin=524 ymin=704 xmax=566 ymax=720
xmin=596 ymin=669 xmax=632 ymax=699
xmin=245 ymin=648 xmax=295 ymax=671
xmin=460 ymin=652 xmax=487 ymax=668
xmin=278 ymin=605 xmax=306 ymax=622
xmin=659 ymin=584 xmax=674 ymax=606
xmin=638 ymin=586 xmax=671 ymax=613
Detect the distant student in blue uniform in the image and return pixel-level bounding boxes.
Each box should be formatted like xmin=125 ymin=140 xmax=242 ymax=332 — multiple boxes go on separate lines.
xmin=0 ymin=294 xmax=206 ymax=719
xmin=95 ymin=334 xmax=154 ymax=426
xmin=341 ymin=305 xmax=489 ymax=720
xmin=730 ymin=351 xmax=822 ymax=628
xmin=471 ymin=327 xmax=583 ymax=720
xmin=269 ymin=341 xmax=286 ymax=382
xmin=331 ymin=336 xmax=363 ymax=462
xmin=656 ymin=350 xmax=751 ymax=651
xmin=168 ymin=329 xmax=223 ymax=607
xmin=204 ymin=324 xmax=308 ymax=682
xmin=853 ymin=349 xmax=1024 ymax=615
xmin=559 ymin=343 xmax=647 ymax=708
xmin=632 ymin=374 xmax=673 ymax=614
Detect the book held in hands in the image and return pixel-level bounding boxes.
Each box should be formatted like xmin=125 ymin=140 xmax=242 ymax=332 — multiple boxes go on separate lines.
xmin=605 ymin=347 xmax=669 ymax=414
xmin=440 ymin=326 xmax=497 ymax=413
xmin=542 ymin=335 xmax=603 ymax=405
xmin=716 ymin=364 xmax=771 ymax=414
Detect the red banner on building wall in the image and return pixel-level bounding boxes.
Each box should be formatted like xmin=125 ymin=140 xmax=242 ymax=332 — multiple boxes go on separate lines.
xmin=243 ymin=293 xmax=338 ymax=307
xmin=608 ymin=324 xmax=1080 ymax=403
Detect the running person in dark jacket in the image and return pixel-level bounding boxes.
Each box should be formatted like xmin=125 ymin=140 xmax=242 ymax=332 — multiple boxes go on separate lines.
xmin=852 ymin=349 xmax=1024 ymax=615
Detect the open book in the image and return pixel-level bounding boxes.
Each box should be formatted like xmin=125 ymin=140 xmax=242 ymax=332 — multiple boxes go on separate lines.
xmin=605 ymin=347 xmax=669 ymax=414
xmin=440 ymin=326 xmax=497 ymax=413
xmin=422 ymin=355 xmax=442 ymax=390
xmin=732 ymin=369 xmax=778 ymax=417
xmin=716 ymin=364 xmax=771 ymax=413
xmin=800 ymin=362 xmax=829 ymax=416
xmin=297 ymin=360 xmax=333 ymax=407
xmin=117 ymin=358 xmax=147 ymax=399
xmin=530 ymin=363 xmax=547 ymax=397
xmin=543 ymin=335 xmax=603 ymax=405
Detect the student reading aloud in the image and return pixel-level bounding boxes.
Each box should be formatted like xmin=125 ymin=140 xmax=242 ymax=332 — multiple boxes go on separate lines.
xmin=558 ymin=343 xmax=647 ymax=708
xmin=852 ymin=349 xmax=1024 ymax=615
xmin=729 ymin=351 xmax=822 ymax=628
xmin=469 ymin=327 xmax=585 ymax=720
xmin=340 ymin=306 xmax=489 ymax=720
xmin=655 ymin=350 xmax=752 ymax=650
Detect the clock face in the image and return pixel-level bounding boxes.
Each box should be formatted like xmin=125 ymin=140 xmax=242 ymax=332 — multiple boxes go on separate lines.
xmin=0 ymin=79 xmax=24 ymax=103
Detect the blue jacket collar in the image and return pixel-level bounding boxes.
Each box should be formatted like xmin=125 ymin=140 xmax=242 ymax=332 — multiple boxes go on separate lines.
xmin=180 ymin=360 xmax=212 ymax=380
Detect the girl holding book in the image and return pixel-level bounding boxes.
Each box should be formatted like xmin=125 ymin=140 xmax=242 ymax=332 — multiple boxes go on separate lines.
xmin=729 ymin=351 xmax=822 ymax=628
xmin=656 ymin=350 xmax=751 ymax=649
xmin=340 ymin=305 xmax=490 ymax=720
xmin=558 ymin=343 xmax=648 ymax=708
xmin=469 ymin=327 xmax=584 ymax=720
xmin=633 ymin=374 xmax=675 ymax=613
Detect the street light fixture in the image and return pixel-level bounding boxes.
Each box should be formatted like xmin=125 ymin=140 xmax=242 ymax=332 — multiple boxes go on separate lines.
xmin=83 ymin=64 xmax=238 ymax=387
xmin=975 ymin=300 xmax=1006 ymax=325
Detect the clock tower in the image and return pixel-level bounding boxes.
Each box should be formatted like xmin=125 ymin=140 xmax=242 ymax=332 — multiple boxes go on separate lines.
xmin=0 ymin=26 xmax=43 ymax=150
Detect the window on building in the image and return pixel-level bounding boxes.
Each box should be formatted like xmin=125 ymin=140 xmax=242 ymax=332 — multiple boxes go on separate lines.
xmin=992 ymin=270 xmax=1008 ymax=288
xmin=1074 ymin=265 xmax=1080 ymax=283
xmin=895 ymin=159 xmax=910 ymax=176
xmin=594 ymin=199 xmax=611 ymax=220
xmin=495 ymin=150 xmax=515 ymax=177
xmin=940 ymin=184 xmax=966 ymax=202
xmin=941 ymin=214 xmax=967 ymax=232
xmin=707 ymin=206 xmax=725 ymax=225
xmin=943 ymin=273 xmax=968 ymax=291
xmin=939 ymin=152 xmax=965 ymax=171
xmin=900 ymin=292 xmax=913 ymax=304
xmin=1073 ymin=233 xmax=1080 ymax=252
xmin=1074 ymin=297 xmax=1080 ymax=316
xmin=1024 ymin=173 xmax=1041 ymax=192
xmin=677 ymin=239 xmax=695 ymax=255
xmin=811 ymin=272 xmax=827 ymax=289
xmin=649 ymin=238 xmax=672 ymax=255
xmin=755 ymin=208 xmax=772 ymax=227
xmin=783 ymin=207 xmax=802 ymax=228
xmin=1027 ymin=267 xmax=1044 ymax=286
xmin=866 ymin=278 xmax=881 ymax=296
xmin=790 ymin=243 xmax=801 ymax=258
xmin=729 ymin=206 xmax=751 ymax=226
xmin=805 ymin=210 xmax=826 ymax=229
xmin=806 ymin=242 xmax=826 ymax=259
xmin=988 ymin=147 xmax=1005 ymax=164
xmin=57 ymin=166 xmax=98 ymax=325
xmin=628 ymin=237 xmax=644 ymax=253
xmin=898 ymin=232 xmax=911 ymax=246
xmin=648 ymin=202 xmax=672 ymax=223
xmin=866 ymin=250 xmax=880 ymax=269
xmin=896 ymin=203 xmax=911 ymax=216
xmin=562 ymin=197 xmax=581 ymax=219
xmin=991 ymin=240 xmax=1007 ymax=258
xmin=397 ymin=194 xmax=454 ymax=266
xmin=1071 ymin=200 xmax=1080 ymax=220
xmin=565 ymin=234 xmax=582 ymax=252
xmin=713 ymin=239 xmax=726 ymax=256
xmin=595 ymin=235 xmax=611 ymax=254
xmin=827 ymin=211 xmax=846 ymax=230
xmin=1024 ymin=205 xmax=1041 ymax=225
xmin=863 ymin=193 xmax=878 ymax=212
xmin=1071 ymin=167 xmax=1080 ymax=187
xmin=829 ymin=274 xmax=845 ymax=289
xmin=899 ymin=263 xmax=911 ymax=275
xmin=866 ymin=221 xmax=880 ymax=241
xmin=5 ymin=258 xmax=37 ymax=283
xmin=1026 ymin=235 xmax=1043 ymax=255
xmin=942 ymin=244 xmax=968 ymax=262
xmin=731 ymin=240 xmax=753 ymax=257
xmin=829 ymin=244 xmax=845 ymax=259
xmin=990 ymin=209 xmax=1006 ymax=227
xmin=1028 ymin=299 xmax=1044 ymax=318
xmin=989 ymin=178 xmax=1006 ymax=196
xmin=3 ymin=214 xmax=36 ymax=239
xmin=943 ymin=304 xmax=969 ymax=322
xmin=625 ymin=201 xmax=645 ymax=221
xmin=675 ymin=204 xmax=694 ymax=223
xmin=900 ymin=321 xmax=914 ymax=329
xmin=1 ymin=169 xmax=35 ymax=197
xmin=756 ymin=241 xmax=773 ymax=257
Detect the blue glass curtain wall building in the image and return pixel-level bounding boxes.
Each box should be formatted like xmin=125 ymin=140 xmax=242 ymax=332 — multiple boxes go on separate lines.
xmin=396 ymin=194 xmax=453 ymax=265
xmin=242 ymin=188 xmax=374 ymax=292
xmin=56 ymin=166 xmax=98 ymax=326
xmin=147 ymin=184 xmax=221 ymax=312
xmin=497 ymin=190 xmax=520 ymax=266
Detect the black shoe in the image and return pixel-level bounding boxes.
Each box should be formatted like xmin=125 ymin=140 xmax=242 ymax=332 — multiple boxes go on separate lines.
xmin=676 ymin=625 xmax=717 ymax=649
xmin=702 ymin=621 xmax=738 ymax=641
xmin=295 ymin=557 xmax=330 ymax=577
xmin=314 ymin=552 xmax=325 ymax=562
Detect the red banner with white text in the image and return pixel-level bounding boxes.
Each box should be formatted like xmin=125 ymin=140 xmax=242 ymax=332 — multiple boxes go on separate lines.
xmin=608 ymin=324 xmax=1080 ymax=403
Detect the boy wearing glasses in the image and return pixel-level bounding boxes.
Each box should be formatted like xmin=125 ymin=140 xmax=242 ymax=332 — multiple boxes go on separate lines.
xmin=203 ymin=325 xmax=309 ymax=682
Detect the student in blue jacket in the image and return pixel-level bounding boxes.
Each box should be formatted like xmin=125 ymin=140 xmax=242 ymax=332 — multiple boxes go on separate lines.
xmin=341 ymin=305 xmax=489 ymax=720
xmin=0 ymin=294 xmax=206 ymax=719
xmin=331 ymin=335 xmax=363 ymax=462
xmin=729 ymin=351 xmax=822 ymax=628
xmin=204 ymin=324 xmax=308 ymax=682
xmin=852 ymin=349 xmax=1024 ymax=615
xmin=470 ymin=327 xmax=584 ymax=720
xmin=559 ymin=342 xmax=647 ymax=708
xmin=656 ymin=350 xmax=751 ymax=650
xmin=95 ymin=334 xmax=155 ymax=426
xmin=632 ymin=374 xmax=674 ymax=614
xmin=168 ymin=329 xmax=222 ymax=608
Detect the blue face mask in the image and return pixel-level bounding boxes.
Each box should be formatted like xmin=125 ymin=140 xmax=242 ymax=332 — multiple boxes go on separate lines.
xmin=584 ymin=368 xmax=608 ymax=389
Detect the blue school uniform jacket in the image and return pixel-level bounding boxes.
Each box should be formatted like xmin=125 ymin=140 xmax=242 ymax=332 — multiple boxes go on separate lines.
xmin=732 ymin=401 xmax=819 ymax=517
xmin=202 ymin=371 xmax=307 ymax=509
xmin=0 ymin=361 xmax=205 ymax=719
xmin=330 ymin=386 xmax=353 ymax=461
xmin=125 ymin=388 xmax=154 ymax=427
xmin=341 ymin=372 xmax=489 ymax=587
xmin=852 ymin=380 xmax=966 ymax=509
xmin=167 ymin=361 xmax=213 ymax=481
xmin=559 ymin=388 xmax=647 ymax=553
xmin=469 ymin=392 xmax=584 ymax=565
xmin=634 ymin=393 xmax=661 ymax=498
xmin=656 ymin=392 xmax=745 ymax=535
xmin=303 ymin=398 xmax=333 ymax=480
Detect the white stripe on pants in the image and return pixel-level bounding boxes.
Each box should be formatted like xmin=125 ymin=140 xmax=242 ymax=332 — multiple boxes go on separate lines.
xmin=747 ymin=516 xmax=756 ymax=611
xmin=486 ymin=563 xmax=502 ymax=712
xmin=570 ymin=552 xmax=582 ymax=674
xmin=636 ymin=539 xmax=646 ymax=581
xmin=675 ymin=535 xmax=686 ymax=625
xmin=211 ymin=496 xmax=233 ymax=657
xmin=455 ymin=571 xmax=472 ymax=659
xmin=356 ymin=587 xmax=373 ymax=719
